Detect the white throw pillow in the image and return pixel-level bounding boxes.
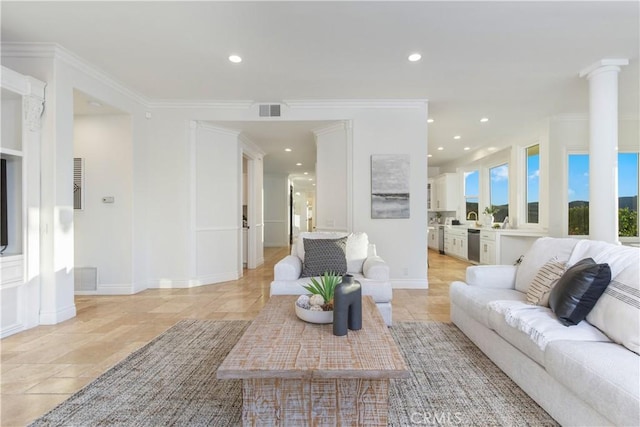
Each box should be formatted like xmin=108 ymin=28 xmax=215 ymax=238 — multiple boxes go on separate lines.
xmin=526 ymin=257 xmax=566 ymax=306
xmin=586 ymin=244 xmax=640 ymax=355
xmin=514 ymin=237 xmax=579 ymax=293
xmin=346 ymin=232 xmax=369 ymax=273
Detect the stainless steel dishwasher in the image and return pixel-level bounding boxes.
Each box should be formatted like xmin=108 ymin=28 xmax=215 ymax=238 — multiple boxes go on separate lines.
xmin=468 ymin=229 xmax=480 ymax=263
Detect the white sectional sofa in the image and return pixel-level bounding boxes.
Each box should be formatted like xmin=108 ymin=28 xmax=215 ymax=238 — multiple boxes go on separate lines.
xmin=450 ymin=237 xmax=640 ymax=426
xmin=270 ymin=231 xmax=393 ymax=326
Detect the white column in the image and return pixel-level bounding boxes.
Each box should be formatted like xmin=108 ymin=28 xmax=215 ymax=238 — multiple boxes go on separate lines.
xmin=579 ymin=59 xmax=628 ymax=243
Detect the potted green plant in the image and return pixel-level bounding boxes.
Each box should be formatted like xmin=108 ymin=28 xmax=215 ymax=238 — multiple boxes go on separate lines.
xmin=302 ymin=271 xmax=341 ymax=311
xmin=483 ymin=205 xmax=499 ymax=215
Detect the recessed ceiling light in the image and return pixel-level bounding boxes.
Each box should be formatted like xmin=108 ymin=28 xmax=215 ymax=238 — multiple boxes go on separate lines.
xmin=464 ymin=147 xmax=471 ymax=151
xmin=88 ymin=100 xmax=102 ymax=107
xmin=304 ymin=172 xmax=309 ymax=175
xmin=296 ymin=162 xmax=302 ymax=166
xmin=308 ymin=178 xmax=313 ymax=181
xmin=408 ymin=53 xmax=422 ymax=62
xmin=427 ymin=118 xmax=434 ymax=123
xmin=295 ymin=192 xmax=301 ymax=196
xmin=437 ymin=147 xmax=444 ymax=151
xmin=312 ymin=183 xmax=316 ymax=186
xmin=428 ymin=154 xmax=433 ymax=158
xmin=228 ymin=55 xmax=242 ymax=63
xmin=480 ymin=117 xmax=489 ymax=123
xmin=453 ymin=135 xmax=461 ymax=140
xmin=284 ymin=148 xmax=292 ymax=152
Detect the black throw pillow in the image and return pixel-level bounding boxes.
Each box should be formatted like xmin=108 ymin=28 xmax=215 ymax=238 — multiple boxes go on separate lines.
xmin=549 ymin=257 xmax=611 ymax=326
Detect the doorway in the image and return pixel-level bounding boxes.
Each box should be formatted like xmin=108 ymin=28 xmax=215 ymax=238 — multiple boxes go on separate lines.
xmin=72 ymin=89 xmax=133 ymax=294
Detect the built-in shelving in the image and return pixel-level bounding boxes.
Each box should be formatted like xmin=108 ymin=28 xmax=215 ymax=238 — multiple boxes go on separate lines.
xmin=1 ymin=65 xmax=45 ymax=338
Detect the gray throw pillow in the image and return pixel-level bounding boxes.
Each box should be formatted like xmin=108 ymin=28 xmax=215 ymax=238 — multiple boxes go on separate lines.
xmin=301 ymin=237 xmax=347 ymax=277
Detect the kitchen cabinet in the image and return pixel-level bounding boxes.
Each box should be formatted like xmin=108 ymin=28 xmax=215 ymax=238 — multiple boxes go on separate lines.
xmin=444 ymin=227 xmax=468 ymax=260
xmin=428 ymin=227 xmax=438 ymax=250
xmin=427 ymin=179 xmax=434 ymax=210
xmin=480 ymin=230 xmax=496 ymax=265
xmin=479 ymin=229 xmax=547 ymax=265
xmin=433 ymin=173 xmax=459 ymax=211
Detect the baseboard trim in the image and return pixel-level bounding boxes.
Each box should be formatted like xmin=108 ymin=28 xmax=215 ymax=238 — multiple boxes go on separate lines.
xmin=39 ymin=304 xmax=76 ymax=325
xmin=391 ymin=279 xmax=428 ymax=289
xmin=147 ymin=271 xmax=241 ymax=289
xmin=0 ymin=323 xmax=24 ymax=339
xmin=75 ymin=284 xmax=136 ymax=296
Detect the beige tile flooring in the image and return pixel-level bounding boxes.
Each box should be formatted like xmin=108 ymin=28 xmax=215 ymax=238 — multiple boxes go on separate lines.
xmin=1 ymin=247 xmax=469 ymax=426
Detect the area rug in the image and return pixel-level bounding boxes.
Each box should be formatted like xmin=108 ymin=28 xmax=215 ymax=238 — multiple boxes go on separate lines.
xmin=31 ymin=320 xmax=557 ymax=426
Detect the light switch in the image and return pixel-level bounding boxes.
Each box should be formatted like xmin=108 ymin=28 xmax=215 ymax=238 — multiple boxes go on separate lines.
xmin=102 ymin=196 xmax=115 ymax=203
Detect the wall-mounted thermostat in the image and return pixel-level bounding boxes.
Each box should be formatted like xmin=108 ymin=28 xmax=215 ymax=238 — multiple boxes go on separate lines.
xmin=102 ymin=196 xmax=115 ymax=203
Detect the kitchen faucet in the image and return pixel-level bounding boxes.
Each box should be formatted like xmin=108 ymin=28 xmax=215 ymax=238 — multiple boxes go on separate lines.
xmin=467 ymin=211 xmax=478 ymax=221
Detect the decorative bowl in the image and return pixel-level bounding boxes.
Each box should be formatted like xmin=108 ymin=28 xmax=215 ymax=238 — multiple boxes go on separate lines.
xmin=295 ymin=304 xmax=333 ymax=324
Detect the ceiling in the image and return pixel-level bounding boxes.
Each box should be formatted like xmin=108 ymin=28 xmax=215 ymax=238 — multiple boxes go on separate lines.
xmin=2 ymin=1 xmax=639 ymax=168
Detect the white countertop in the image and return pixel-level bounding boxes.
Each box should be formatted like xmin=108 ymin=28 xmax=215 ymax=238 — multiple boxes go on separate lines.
xmin=444 ymin=224 xmax=548 ymax=236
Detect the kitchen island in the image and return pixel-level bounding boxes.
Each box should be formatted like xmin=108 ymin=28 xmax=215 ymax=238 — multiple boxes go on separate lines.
xmin=441 ymin=225 xmax=547 ymax=265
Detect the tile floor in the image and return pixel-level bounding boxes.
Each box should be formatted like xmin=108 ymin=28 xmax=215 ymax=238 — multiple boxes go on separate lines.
xmin=1 ymin=247 xmax=469 ymax=426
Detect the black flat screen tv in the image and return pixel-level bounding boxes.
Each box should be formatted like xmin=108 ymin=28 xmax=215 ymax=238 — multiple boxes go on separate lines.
xmin=1 ymin=158 xmax=8 ymax=247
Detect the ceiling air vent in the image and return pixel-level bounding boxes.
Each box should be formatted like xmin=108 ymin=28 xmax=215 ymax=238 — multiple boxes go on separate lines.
xmin=259 ymin=104 xmax=281 ymax=117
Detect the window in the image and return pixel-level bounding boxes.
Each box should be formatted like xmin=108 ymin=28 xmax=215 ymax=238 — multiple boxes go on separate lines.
xmin=568 ymin=153 xmax=639 ymax=237
xmin=619 ymin=152 xmax=639 ymax=238
xmin=526 ymin=145 xmax=540 ymax=223
xmin=567 ymin=154 xmax=589 ymax=235
xmin=464 ymin=170 xmax=479 ymax=220
xmin=489 ymin=163 xmax=509 ymax=222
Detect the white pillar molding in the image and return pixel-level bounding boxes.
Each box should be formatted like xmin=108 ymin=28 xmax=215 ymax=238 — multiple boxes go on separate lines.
xmin=579 ymin=59 xmax=628 ymax=244
xmin=23 ymin=94 xmax=44 ymax=132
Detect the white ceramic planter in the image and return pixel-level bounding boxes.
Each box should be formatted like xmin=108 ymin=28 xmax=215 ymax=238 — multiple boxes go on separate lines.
xmin=295 ymin=304 xmax=333 ymax=324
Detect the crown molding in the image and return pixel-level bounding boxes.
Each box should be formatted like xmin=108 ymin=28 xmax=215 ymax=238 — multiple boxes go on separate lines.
xmin=550 ymin=113 xmax=588 ymax=122
xmin=551 ymin=113 xmax=638 ymax=122
xmin=148 ymin=100 xmax=254 ymax=109
xmin=240 ymin=135 xmax=266 ymax=157
xmin=2 ymin=42 xmax=149 ymax=106
xmin=2 ymin=65 xmax=33 ymax=96
xmin=195 ymin=121 xmax=241 ymax=137
xmin=312 ymin=121 xmax=348 ymax=137
xmin=284 ymin=99 xmax=428 ymax=109
xmin=579 ymin=58 xmax=629 ymax=78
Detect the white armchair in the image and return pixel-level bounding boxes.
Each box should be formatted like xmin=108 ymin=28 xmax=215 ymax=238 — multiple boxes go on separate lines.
xmin=270 ymin=231 xmax=393 ymax=326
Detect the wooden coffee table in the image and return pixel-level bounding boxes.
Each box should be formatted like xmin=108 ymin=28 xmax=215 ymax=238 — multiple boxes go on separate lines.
xmin=217 ymin=295 xmax=409 ymax=426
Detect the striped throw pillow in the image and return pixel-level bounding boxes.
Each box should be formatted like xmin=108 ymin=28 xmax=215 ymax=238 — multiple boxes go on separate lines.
xmin=526 ymin=257 xmax=567 ymax=306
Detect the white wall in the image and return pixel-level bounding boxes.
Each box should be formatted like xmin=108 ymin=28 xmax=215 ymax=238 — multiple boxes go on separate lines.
xmin=315 ymin=123 xmax=348 ymax=231
xmin=349 ymin=107 xmax=428 ymax=287
xmin=1 ymin=98 xmax=22 ymax=151
xmin=250 ymin=155 xmax=265 ymax=266
xmin=73 ymin=115 xmax=133 ymax=291
xmin=264 ymin=173 xmax=289 ymax=247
